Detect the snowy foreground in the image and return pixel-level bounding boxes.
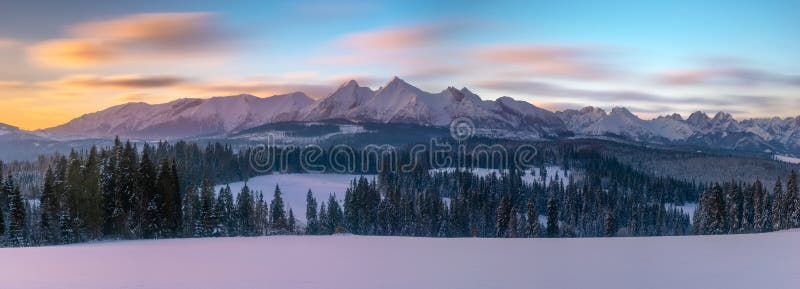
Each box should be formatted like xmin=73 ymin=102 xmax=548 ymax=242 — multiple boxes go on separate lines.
xmin=2 ymin=231 xmax=799 ymax=289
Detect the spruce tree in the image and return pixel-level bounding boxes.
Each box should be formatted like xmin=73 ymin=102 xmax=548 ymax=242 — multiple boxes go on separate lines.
xmin=270 ymin=184 xmax=287 ymax=232
xmin=546 ymin=195 xmax=559 ymax=237
xmin=507 ymin=206 xmax=518 ymax=238
xmin=82 ymin=146 xmax=104 ymax=239
xmin=305 ymin=190 xmax=319 ymax=235
xmin=158 ymin=159 xmax=182 ymax=237
xmin=40 ymin=168 xmax=59 ymax=244
xmin=525 ymin=198 xmax=541 ymax=237
xmin=215 ymin=185 xmax=235 ymax=236
xmin=198 ymin=181 xmax=217 ymax=237
xmin=495 ymin=194 xmax=511 ymax=237
xmin=7 ymin=179 xmax=27 ymax=246
xmin=787 ymin=171 xmax=799 ymax=228
xmin=288 ymin=208 xmax=296 ymax=234
xmin=254 ymin=192 xmax=268 ymax=236
xmin=327 ymin=194 xmax=343 ymax=233
xmin=604 ymin=211 xmax=617 ymax=237
xmin=318 ymin=201 xmax=329 ymax=234
xmin=237 ymin=184 xmax=255 ymax=236
xmin=772 ymin=180 xmax=785 ymax=230
xmin=708 ymin=184 xmax=727 ymax=234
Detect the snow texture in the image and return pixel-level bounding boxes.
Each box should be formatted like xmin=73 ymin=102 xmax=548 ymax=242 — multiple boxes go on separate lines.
xmin=775 ymin=154 xmax=800 ymax=164
xmin=1 ymin=230 xmax=799 ymax=289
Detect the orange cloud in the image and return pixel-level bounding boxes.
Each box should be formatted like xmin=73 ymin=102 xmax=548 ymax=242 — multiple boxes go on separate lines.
xmin=0 ymin=80 xmax=25 ymax=88
xmin=0 ymin=38 xmax=20 ymax=48
xmin=43 ymin=74 xmax=186 ymax=89
xmin=29 ymin=39 xmax=118 ymax=67
xmin=28 ymin=12 xmax=231 ymax=68
xmin=473 ymin=45 xmax=618 ymax=80
xmin=184 ymin=80 xmax=333 ymax=99
xmin=337 ymin=22 xmax=460 ymax=50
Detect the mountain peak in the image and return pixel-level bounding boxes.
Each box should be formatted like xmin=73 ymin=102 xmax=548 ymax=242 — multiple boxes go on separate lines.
xmin=580 ymin=106 xmax=606 ymax=115
xmin=338 ymin=79 xmax=360 ymax=89
xmin=610 ymin=107 xmax=634 ymax=116
xmin=384 ymin=76 xmax=410 ymax=87
xmin=713 ymin=111 xmax=733 ymax=121
xmin=687 ymin=111 xmax=710 ymax=123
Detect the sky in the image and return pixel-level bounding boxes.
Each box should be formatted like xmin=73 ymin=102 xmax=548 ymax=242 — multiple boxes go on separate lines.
xmin=0 ymin=0 xmax=798 ymax=130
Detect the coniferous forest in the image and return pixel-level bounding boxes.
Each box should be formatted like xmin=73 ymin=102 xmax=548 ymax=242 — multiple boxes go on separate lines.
xmin=1 ymin=139 xmax=799 ymax=247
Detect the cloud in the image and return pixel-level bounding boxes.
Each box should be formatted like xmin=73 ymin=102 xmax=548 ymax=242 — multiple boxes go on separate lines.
xmin=472 ymin=45 xmax=619 ymax=80
xmin=28 ymin=13 xmax=232 ymax=68
xmin=29 ymin=39 xmax=120 ymax=67
xmin=43 ymin=75 xmax=187 ymax=89
xmin=0 ymin=80 xmax=25 ymax=88
xmin=181 ymin=80 xmax=334 ymax=99
xmin=336 ymin=22 xmax=463 ymax=50
xmin=0 ymin=38 xmax=20 ymax=48
xmin=657 ymin=66 xmax=800 ymax=87
xmin=476 ymin=79 xmax=786 ymax=109
xmin=477 ymin=79 xmax=666 ymax=102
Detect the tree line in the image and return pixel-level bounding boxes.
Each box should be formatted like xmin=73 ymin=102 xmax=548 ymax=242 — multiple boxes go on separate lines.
xmin=693 ymin=170 xmax=800 ymax=234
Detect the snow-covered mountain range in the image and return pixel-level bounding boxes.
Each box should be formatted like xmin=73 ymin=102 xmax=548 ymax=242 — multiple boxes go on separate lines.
xmin=21 ymin=77 xmax=800 ymax=155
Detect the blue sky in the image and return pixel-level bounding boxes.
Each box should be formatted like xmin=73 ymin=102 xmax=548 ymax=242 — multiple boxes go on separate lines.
xmin=0 ymin=0 xmax=798 ymax=129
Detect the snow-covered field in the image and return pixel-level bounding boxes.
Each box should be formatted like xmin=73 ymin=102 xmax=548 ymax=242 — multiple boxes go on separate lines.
xmin=2 ymin=231 xmax=799 ymax=289
xmin=216 ymin=174 xmax=374 ymax=222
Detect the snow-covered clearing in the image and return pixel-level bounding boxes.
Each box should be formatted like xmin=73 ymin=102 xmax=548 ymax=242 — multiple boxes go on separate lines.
xmin=429 ymin=166 xmax=570 ymax=186
xmin=2 ymin=230 xmax=799 ymax=289
xmin=775 ymin=154 xmax=800 ymax=164
xmin=666 ymin=202 xmax=698 ymax=220
xmin=216 ymin=174 xmax=374 ymax=222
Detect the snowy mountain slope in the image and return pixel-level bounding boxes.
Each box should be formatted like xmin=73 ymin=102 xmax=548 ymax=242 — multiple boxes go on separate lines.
xmin=0 ymin=123 xmax=42 ymax=141
xmin=43 ymin=92 xmax=314 ymax=139
xmin=556 ymin=107 xmax=692 ymax=142
xmin=2 ymin=230 xmax=798 ymax=289
xmin=30 ymin=76 xmax=800 ymax=154
xmin=301 ymin=80 xmax=375 ymax=121
xmin=305 ymin=77 xmax=570 ymax=138
xmin=556 ymin=107 xmax=799 ymax=153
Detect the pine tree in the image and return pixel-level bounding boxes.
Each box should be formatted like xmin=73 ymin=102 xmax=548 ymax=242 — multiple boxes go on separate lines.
xmin=318 ymin=201 xmax=329 ymax=234
xmin=507 ymin=206 xmax=518 ymax=238
xmin=288 ymin=208 xmax=296 ymax=234
xmin=327 ymin=194 xmax=343 ymax=233
xmin=604 ymin=210 xmax=617 ymax=237
xmin=237 ymin=184 xmax=255 ymax=236
xmin=305 ymin=190 xmax=319 ymax=235
xmin=525 ymin=198 xmax=541 ymax=237
xmin=182 ymin=186 xmax=200 ymax=237
xmin=546 ymin=195 xmax=559 ymax=237
xmin=772 ymin=180 xmax=785 ymax=230
xmin=136 ymin=148 xmax=158 ymax=237
xmin=198 ymin=181 xmax=217 ymax=237
xmin=787 ymin=171 xmax=799 ymax=228
xmin=495 ymin=194 xmax=511 ymax=237
xmin=215 ymin=185 xmax=235 ymax=236
xmin=40 ymin=168 xmax=59 ymax=244
xmin=270 ymin=184 xmax=288 ymax=232
xmin=708 ymin=184 xmax=727 ymax=234
xmin=7 ymin=178 xmax=27 ymax=246
xmin=159 ymin=159 xmax=182 ymax=237
xmin=0 ymin=198 xmax=4 ymax=240
xmin=254 ymin=192 xmax=268 ymax=236
xmin=82 ymin=146 xmax=104 ymax=239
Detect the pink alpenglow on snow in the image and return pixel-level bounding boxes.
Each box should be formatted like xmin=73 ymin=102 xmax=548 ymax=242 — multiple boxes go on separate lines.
xmin=1 ymin=230 xmax=799 ymax=289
